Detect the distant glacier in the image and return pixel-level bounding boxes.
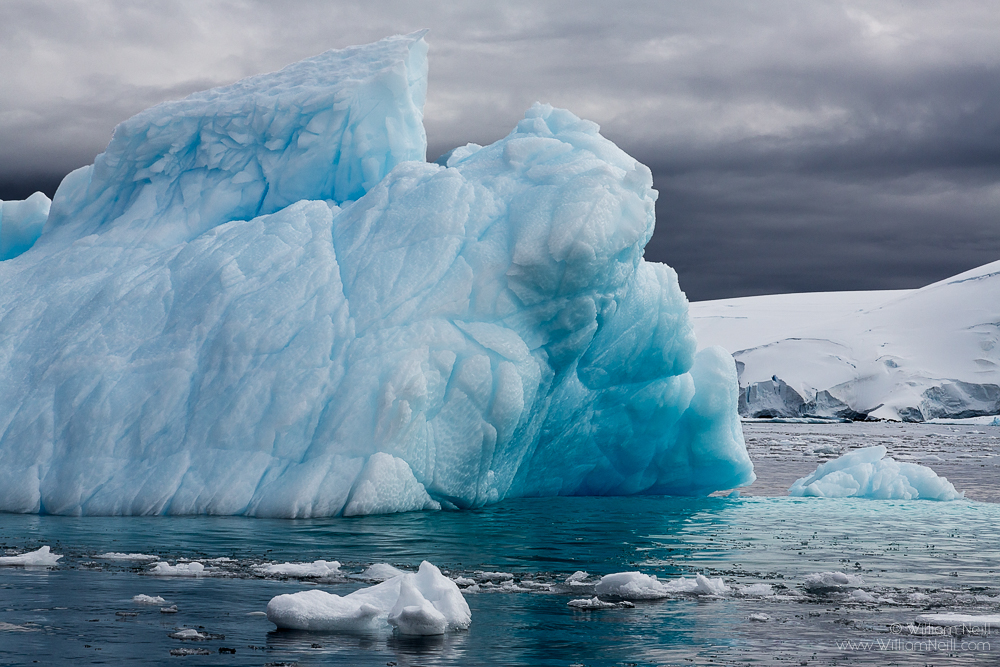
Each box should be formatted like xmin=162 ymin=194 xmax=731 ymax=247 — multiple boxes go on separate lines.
xmin=691 ymin=261 xmax=1000 ymax=422
xmin=0 ymin=32 xmax=753 ymax=517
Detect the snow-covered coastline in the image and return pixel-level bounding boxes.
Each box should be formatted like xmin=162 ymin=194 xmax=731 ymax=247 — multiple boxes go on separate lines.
xmin=690 ymin=261 xmax=1000 ymax=422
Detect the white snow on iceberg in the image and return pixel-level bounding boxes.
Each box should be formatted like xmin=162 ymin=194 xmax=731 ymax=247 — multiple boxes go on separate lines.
xmin=789 ymin=446 xmax=963 ymax=500
xmin=0 ymin=33 xmax=752 ymax=517
xmin=266 ymin=560 xmax=469 ymax=635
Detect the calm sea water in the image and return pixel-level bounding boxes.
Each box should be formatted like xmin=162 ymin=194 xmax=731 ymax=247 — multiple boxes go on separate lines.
xmin=1 ymin=423 xmax=998 ymax=666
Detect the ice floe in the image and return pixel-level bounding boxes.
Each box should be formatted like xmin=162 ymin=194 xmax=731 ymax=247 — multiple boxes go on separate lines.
xmin=803 ymin=571 xmax=864 ymax=593
xmin=132 ymin=594 xmax=167 ymax=604
xmin=267 ymin=560 xmax=470 ymax=635
xmin=0 ymin=546 xmax=62 ymax=566
xmin=788 ymin=446 xmax=963 ymax=500
xmin=594 ymin=572 xmax=729 ymax=600
xmin=915 ymin=613 xmax=1000 ymax=629
xmin=254 ymin=560 xmax=341 ymax=578
xmin=567 ymin=597 xmax=635 ymax=609
xmin=150 ymin=562 xmax=207 ymax=577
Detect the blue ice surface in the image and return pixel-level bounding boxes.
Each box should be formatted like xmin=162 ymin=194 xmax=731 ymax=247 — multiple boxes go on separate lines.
xmin=788 ymin=445 xmax=963 ymax=500
xmin=0 ymin=32 xmax=754 ymax=517
xmin=0 ymin=192 xmax=50 ymax=260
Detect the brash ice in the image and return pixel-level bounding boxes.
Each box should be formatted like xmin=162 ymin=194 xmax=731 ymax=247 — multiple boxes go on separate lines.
xmin=0 ymin=32 xmax=753 ymax=516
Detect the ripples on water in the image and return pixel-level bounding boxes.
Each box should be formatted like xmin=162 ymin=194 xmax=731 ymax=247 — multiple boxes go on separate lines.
xmin=1 ymin=423 xmax=998 ymax=666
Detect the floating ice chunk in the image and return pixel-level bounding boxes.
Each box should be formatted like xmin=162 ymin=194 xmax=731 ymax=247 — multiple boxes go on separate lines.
xmin=451 ymin=576 xmax=476 ymax=587
xmin=169 ymin=628 xmax=207 ymax=640
xmin=789 ymin=446 xmax=964 ymax=500
xmin=98 ymin=552 xmax=159 ymax=561
xmin=738 ymin=583 xmax=775 ymax=597
xmin=594 ymin=572 xmax=728 ymax=599
xmin=351 ymin=563 xmax=406 ymax=581
xmin=567 ymin=597 xmax=635 ymax=609
xmin=566 ymin=571 xmax=590 ymax=584
xmin=475 ymin=571 xmax=515 ymax=583
xmin=0 ymin=546 xmax=62 ymax=566
xmin=594 ymin=572 xmax=672 ymax=599
xmin=915 ymin=613 xmax=1000 ymax=629
xmin=748 ymin=613 xmax=770 ymax=622
xmin=849 ymin=589 xmax=878 ymax=603
xmin=161 ymin=605 xmax=179 ymax=614
xmin=803 ymin=571 xmax=864 ymax=593
xmin=254 ymin=560 xmax=341 ymax=578
xmin=133 ymin=594 xmax=167 ymax=605
xmin=0 ymin=622 xmax=39 ymax=632
xmin=170 ymin=649 xmax=211 ymax=656
xmin=150 ymin=562 xmax=206 ymax=577
xmin=0 ymin=192 xmax=51 ymax=260
xmin=267 ymin=560 xmax=469 ymax=635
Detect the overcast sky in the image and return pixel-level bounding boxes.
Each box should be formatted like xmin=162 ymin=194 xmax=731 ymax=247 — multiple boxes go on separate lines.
xmin=2 ymin=0 xmax=999 ymax=300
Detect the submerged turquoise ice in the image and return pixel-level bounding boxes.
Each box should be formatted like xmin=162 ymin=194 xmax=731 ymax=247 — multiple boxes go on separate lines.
xmin=0 ymin=32 xmax=753 ymax=517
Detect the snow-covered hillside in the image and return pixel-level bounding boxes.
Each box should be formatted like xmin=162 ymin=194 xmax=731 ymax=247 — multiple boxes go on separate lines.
xmin=690 ymin=261 xmax=1000 ymax=421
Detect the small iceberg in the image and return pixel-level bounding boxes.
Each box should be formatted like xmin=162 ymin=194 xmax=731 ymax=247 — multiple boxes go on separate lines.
xmin=132 ymin=594 xmax=167 ymax=605
xmin=803 ymin=571 xmax=864 ymax=593
xmin=594 ymin=572 xmax=729 ymax=600
xmin=266 ymin=560 xmax=470 ymax=636
xmin=788 ymin=445 xmax=963 ymax=500
xmin=254 ymin=560 xmax=341 ymax=578
xmin=0 ymin=546 xmax=62 ymax=566
xmin=567 ymin=597 xmax=634 ymax=609
xmin=150 ymin=562 xmax=206 ymax=577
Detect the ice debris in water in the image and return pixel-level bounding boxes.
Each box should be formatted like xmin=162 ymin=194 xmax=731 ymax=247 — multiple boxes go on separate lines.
xmin=132 ymin=594 xmax=167 ymax=605
xmin=594 ymin=572 xmax=729 ymax=600
xmin=98 ymin=552 xmax=158 ymax=561
xmin=150 ymin=562 xmax=206 ymax=577
xmin=253 ymin=560 xmax=341 ymax=578
xmin=738 ymin=583 xmax=775 ymax=597
xmin=0 ymin=32 xmax=753 ymax=518
xmin=803 ymin=571 xmax=864 ymax=593
xmin=848 ymin=589 xmax=878 ymax=603
xmin=0 ymin=546 xmax=62 ymax=566
xmin=350 ymin=563 xmax=406 ymax=581
xmin=789 ymin=446 xmax=963 ymax=500
xmin=267 ymin=560 xmax=470 ymax=635
xmin=916 ymin=613 xmax=1000 ymax=629
xmin=567 ymin=597 xmax=635 ymax=610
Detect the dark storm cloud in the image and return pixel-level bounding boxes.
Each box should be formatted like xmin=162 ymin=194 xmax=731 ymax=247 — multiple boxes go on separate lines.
xmin=2 ymin=0 xmax=999 ymax=299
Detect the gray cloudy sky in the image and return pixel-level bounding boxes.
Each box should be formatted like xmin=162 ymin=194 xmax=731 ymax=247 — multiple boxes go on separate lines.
xmin=2 ymin=0 xmax=999 ymax=300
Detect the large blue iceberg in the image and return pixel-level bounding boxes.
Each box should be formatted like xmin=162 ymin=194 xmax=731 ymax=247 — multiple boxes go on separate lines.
xmin=0 ymin=32 xmax=753 ymax=516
